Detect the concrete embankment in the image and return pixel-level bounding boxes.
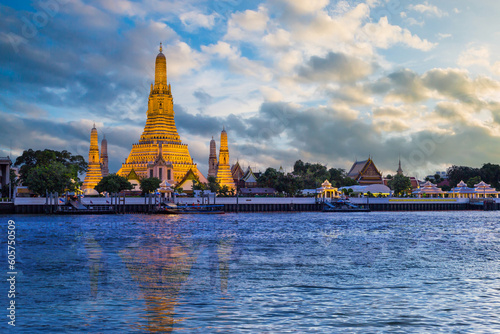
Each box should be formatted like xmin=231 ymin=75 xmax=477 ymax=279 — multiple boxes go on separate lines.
xmin=7 ymin=197 xmax=500 ymax=214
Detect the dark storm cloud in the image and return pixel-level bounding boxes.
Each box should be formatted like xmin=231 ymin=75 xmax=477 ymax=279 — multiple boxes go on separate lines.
xmin=178 ymin=101 xmax=500 ymax=173
xmin=175 ymin=104 xmax=247 ymax=137
xmin=0 ymin=3 xmax=166 ymax=119
xmin=298 ymin=52 xmax=374 ymax=83
xmin=0 ymin=110 xmax=142 ymax=172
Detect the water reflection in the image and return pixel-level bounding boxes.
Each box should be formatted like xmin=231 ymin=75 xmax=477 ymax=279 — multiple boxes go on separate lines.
xmin=9 ymin=212 xmax=500 ymax=333
xmin=84 ymin=236 xmax=105 ymax=298
xmin=119 ymin=231 xmax=198 ymax=332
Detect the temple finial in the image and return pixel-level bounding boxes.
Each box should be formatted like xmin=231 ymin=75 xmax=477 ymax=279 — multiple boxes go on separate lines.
xmin=159 ymin=42 xmax=162 ymax=53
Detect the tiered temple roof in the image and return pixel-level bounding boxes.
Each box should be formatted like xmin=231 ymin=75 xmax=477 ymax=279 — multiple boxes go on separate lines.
xmin=412 ymin=181 xmax=445 ymax=197
xmin=82 ymin=125 xmax=103 ymax=194
xmin=216 ymin=128 xmax=235 ymax=189
xmin=347 ymin=158 xmax=384 ymax=185
xmin=117 ymin=44 xmax=204 ymax=183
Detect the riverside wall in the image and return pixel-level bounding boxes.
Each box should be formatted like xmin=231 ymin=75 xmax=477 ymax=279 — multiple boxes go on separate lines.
xmin=7 ymin=197 xmax=500 ymax=214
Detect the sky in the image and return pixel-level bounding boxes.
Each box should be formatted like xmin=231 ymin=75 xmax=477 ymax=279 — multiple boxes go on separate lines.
xmin=2 ymin=0 xmax=500 ymax=179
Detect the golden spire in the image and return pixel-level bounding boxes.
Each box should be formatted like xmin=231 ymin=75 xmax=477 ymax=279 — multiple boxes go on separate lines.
xmin=155 ymin=43 xmax=167 ymax=87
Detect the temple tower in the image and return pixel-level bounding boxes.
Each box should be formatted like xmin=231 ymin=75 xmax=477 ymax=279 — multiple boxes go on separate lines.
xmin=117 ymin=43 xmax=204 ymax=183
xmin=216 ymin=128 xmax=235 ymax=189
xmin=82 ymin=124 xmax=103 ymax=194
xmin=396 ymin=157 xmax=403 ymax=176
xmin=208 ymin=137 xmax=218 ymax=178
xmin=100 ymin=135 xmax=109 ymax=177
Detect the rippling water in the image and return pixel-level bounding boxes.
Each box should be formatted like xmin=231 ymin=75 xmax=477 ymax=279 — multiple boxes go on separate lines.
xmin=1 ymin=211 xmax=500 ymax=333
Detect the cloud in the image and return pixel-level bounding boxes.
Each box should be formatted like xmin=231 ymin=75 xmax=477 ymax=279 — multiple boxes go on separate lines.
xmin=437 ymin=33 xmax=451 ymax=40
xmin=180 ymin=11 xmax=218 ymax=30
xmin=275 ymin=0 xmax=329 ymax=15
xmin=361 ymin=17 xmax=436 ymax=51
xmin=225 ymin=6 xmax=268 ymax=40
xmin=408 ymin=2 xmax=448 ymax=17
xmin=298 ymin=52 xmax=375 ymax=83
xmin=458 ymin=45 xmax=491 ymax=68
xmin=163 ymin=41 xmax=207 ymax=78
xmin=2 ymin=0 xmax=500 ymax=180
xmin=193 ymin=88 xmax=213 ymax=105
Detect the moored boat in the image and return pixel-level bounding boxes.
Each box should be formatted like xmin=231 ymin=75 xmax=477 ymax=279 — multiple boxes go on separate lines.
xmin=157 ymin=203 xmax=225 ymax=214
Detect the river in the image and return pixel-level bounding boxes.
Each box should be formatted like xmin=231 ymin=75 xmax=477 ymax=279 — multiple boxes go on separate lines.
xmin=1 ymin=211 xmax=499 ymax=333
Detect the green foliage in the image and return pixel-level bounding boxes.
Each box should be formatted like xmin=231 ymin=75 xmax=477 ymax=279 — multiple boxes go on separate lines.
xmin=15 ymin=149 xmax=87 ymax=184
xmin=23 ymin=162 xmax=77 ymax=195
xmin=387 ymin=174 xmax=412 ymax=196
xmin=217 ymin=185 xmax=235 ymax=197
xmin=191 ymin=179 xmax=207 ymax=191
xmin=257 ymin=168 xmax=281 ymax=188
xmin=339 ymin=177 xmax=359 ymax=187
xmin=94 ymin=174 xmax=133 ymax=194
xmin=447 ymin=165 xmax=480 ymax=187
xmin=448 ymin=164 xmax=500 ymax=189
xmin=257 ymin=167 xmax=302 ymax=196
xmin=293 ymin=160 xmax=329 ymax=188
xmin=479 ymin=163 xmax=500 ymax=189
xmin=1 ymin=169 xmax=20 ymax=198
xmin=140 ymin=177 xmax=162 ymax=194
xmin=466 ymin=176 xmax=482 ymax=188
xmin=206 ymin=176 xmax=220 ymax=193
xmin=257 ymin=161 xmax=358 ymax=195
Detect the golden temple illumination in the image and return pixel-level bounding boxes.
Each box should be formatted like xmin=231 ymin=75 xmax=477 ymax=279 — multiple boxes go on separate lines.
xmin=216 ymin=127 xmax=235 ymax=189
xmin=82 ymin=124 xmax=103 ymax=194
xmin=118 ymin=44 xmax=203 ymax=183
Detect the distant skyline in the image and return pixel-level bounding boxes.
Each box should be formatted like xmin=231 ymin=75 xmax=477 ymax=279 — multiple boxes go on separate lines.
xmin=2 ymin=0 xmax=500 ymax=179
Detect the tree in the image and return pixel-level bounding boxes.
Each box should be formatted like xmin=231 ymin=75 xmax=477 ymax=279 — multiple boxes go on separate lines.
xmin=328 ymin=168 xmax=345 ymax=186
xmin=466 ymin=176 xmax=482 ymax=188
xmin=388 ymin=174 xmax=412 ymax=196
xmin=191 ymin=179 xmax=206 ymax=192
xmin=293 ymin=160 xmax=306 ymax=175
xmin=257 ymin=168 xmax=281 ymax=188
xmin=15 ymin=149 xmax=87 ymax=184
xmin=206 ymin=176 xmax=220 ymax=193
xmin=94 ymin=174 xmax=133 ymax=194
xmin=140 ymin=177 xmax=162 ymax=195
xmin=339 ymin=177 xmax=358 ymax=187
xmin=23 ymin=162 xmax=77 ymax=195
xmin=447 ymin=165 xmax=480 ymax=187
xmin=480 ymin=163 xmax=500 ymax=189
xmin=386 ymin=174 xmax=393 ymax=180
xmin=218 ymin=185 xmax=231 ymax=197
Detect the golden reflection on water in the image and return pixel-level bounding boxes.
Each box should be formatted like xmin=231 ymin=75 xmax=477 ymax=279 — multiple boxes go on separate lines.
xmin=120 ymin=236 xmax=197 ymax=332
xmin=83 ymin=215 xmax=236 ymax=332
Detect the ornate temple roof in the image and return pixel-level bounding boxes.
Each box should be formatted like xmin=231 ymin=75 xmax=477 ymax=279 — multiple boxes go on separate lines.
xmin=347 ymin=158 xmax=383 ymax=184
xmin=412 ymin=181 xmax=444 ymax=194
xmin=347 ymin=159 xmax=369 ymax=178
